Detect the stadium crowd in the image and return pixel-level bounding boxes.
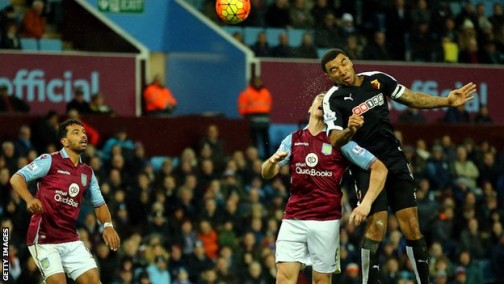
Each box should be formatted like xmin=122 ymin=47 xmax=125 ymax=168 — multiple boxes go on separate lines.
xmin=0 ymin=111 xmax=503 ymax=284
xmin=203 ymin=0 xmax=504 ymax=63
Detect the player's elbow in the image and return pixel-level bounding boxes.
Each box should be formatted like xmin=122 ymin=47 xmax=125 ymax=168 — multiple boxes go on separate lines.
xmin=370 ymin=159 xmax=388 ymax=176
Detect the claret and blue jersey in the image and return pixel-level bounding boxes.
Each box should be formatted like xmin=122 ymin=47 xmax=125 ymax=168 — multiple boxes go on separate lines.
xmin=16 ymin=148 xmax=105 ymax=245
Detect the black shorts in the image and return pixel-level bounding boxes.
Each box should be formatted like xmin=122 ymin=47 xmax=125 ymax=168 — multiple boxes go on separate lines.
xmin=350 ymin=165 xmax=417 ymax=215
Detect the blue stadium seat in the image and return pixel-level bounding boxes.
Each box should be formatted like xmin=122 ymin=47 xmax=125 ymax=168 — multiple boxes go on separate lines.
xmin=243 ymin=27 xmax=264 ymax=46
xmin=265 ymin=28 xmax=285 ymax=46
xmin=287 ymin=29 xmax=307 ymax=47
xmin=20 ymin=38 xmax=38 ymax=51
xmin=0 ymin=0 xmax=9 ymax=10
xmin=39 ymin=38 xmax=63 ymax=52
xmin=223 ymin=26 xmax=243 ymax=37
xmin=317 ymin=48 xmax=330 ymax=59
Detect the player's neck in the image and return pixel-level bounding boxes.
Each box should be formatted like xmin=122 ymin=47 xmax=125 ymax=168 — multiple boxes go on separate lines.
xmin=307 ymin=118 xmax=325 ymax=136
xmin=66 ymin=148 xmax=81 ymax=166
xmin=353 ymin=75 xmax=364 ymax=86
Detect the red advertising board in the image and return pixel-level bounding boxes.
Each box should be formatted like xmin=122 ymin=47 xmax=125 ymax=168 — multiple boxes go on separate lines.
xmin=260 ymin=60 xmax=504 ymax=124
xmin=0 ymin=52 xmax=137 ymax=116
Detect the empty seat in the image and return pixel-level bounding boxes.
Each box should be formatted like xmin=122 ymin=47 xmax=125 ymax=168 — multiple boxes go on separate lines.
xmin=39 ymin=38 xmax=63 ymax=52
xmin=317 ymin=48 xmax=330 ymax=59
xmin=20 ymin=38 xmax=38 ymax=51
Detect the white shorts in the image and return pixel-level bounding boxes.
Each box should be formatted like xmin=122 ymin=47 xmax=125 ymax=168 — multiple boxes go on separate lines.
xmin=28 ymin=240 xmax=97 ymax=281
xmin=276 ymin=219 xmax=341 ymax=274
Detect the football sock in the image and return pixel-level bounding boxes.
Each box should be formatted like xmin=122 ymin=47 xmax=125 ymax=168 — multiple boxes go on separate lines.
xmin=406 ymin=238 xmax=430 ymax=284
xmin=361 ymin=237 xmax=382 ymax=284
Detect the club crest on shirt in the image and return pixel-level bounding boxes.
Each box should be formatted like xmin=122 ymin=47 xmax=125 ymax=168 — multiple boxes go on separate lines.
xmin=69 ymin=183 xmax=80 ymax=197
xmin=81 ymin=173 xmax=87 ymax=187
xmin=41 ymin=257 xmax=50 ymax=270
xmin=321 ymin=143 xmax=332 ymax=155
xmin=370 ymin=79 xmax=381 ymax=90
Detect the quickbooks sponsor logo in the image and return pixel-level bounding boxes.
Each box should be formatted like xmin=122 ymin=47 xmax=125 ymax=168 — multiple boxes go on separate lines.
xmin=295 ymin=167 xmax=333 ymax=177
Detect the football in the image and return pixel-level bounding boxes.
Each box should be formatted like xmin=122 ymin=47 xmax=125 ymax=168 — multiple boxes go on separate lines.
xmin=215 ymin=0 xmax=250 ymax=25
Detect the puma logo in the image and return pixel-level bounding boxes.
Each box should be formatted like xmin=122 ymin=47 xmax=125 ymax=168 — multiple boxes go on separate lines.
xmin=344 ymin=93 xmax=353 ymax=101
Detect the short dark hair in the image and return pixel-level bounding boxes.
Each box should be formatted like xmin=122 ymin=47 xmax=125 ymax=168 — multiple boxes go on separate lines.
xmin=58 ymin=119 xmax=83 ymax=140
xmin=320 ymin=48 xmax=348 ymax=73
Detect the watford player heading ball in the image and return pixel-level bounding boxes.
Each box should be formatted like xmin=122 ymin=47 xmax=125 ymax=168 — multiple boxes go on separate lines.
xmin=215 ymin=0 xmax=250 ymax=25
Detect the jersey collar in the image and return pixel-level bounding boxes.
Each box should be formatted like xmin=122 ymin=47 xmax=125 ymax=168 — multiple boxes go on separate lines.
xmin=60 ymin=148 xmax=83 ymax=164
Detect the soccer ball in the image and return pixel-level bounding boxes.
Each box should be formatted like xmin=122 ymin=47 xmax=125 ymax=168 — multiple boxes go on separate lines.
xmin=215 ymin=0 xmax=250 ymax=25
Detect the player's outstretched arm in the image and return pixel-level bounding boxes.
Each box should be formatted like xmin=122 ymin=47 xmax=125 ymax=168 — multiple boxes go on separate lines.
xmin=261 ymin=151 xmax=288 ymax=179
xmin=349 ymin=159 xmax=387 ymax=226
xmin=10 ymin=174 xmax=43 ymax=214
xmin=95 ymin=204 xmax=120 ymax=251
xmin=397 ymin=82 xmax=476 ymax=109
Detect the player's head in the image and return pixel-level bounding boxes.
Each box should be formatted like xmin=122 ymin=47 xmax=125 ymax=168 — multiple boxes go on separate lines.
xmin=308 ymin=92 xmax=325 ymax=119
xmin=321 ymin=48 xmax=356 ymax=86
xmin=59 ymin=119 xmax=87 ymax=153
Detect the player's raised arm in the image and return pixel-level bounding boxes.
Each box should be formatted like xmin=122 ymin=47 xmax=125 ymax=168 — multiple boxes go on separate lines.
xmin=397 ymin=82 xmax=476 ymax=109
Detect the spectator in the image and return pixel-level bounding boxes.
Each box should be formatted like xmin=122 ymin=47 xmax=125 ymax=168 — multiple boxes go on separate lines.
xmin=490 ymin=3 xmax=504 ymax=34
xmin=444 ymin=105 xmax=471 ymax=123
xmin=340 ymin=13 xmax=358 ymax=42
xmin=89 ymin=92 xmax=115 ymax=116
xmin=249 ymin=31 xmax=272 ymax=57
xmin=237 ymin=76 xmax=272 ymax=158
xmin=479 ymin=40 xmax=503 ymax=64
xmin=21 ymin=0 xmax=47 ymax=39
xmin=66 ymin=88 xmax=92 ymax=114
xmin=457 ymin=250 xmax=484 ymax=284
xmin=460 ymin=218 xmax=487 ymax=259
xmin=13 ymin=125 xmax=35 ymax=158
xmin=473 ymin=105 xmax=493 ymax=124
xmin=314 ymin=12 xmax=342 ymax=48
xmin=143 ymin=74 xmax=177 ymax=116
xmin=271 ymin=31 xmax=294 ymax=57
xmin=385 ymin=0 xmax=412 ymax=61
xmin=293 ymin=32 xmax=318 ymax=59
xmin=310 ymin=0 xmax=332 ymax=29
xmin=289 ymin=0 xmax=313 ymax=29
xmin=458 ymin=37 xmax=481 ymax=64
xmin=362 ymin=30 xmax=392 ymax=60
xmin=344 ymin=35 xmax=364 ymax=60
xmin=147 ymin=255 xmax=171 ymax=284
xmin=264 ymin=0 xmax=291 ymax=28
xmin=0 ymin=85 xmax=30 ymax=113
xmin=31 ymin=110 xmax=59 ymax=153
xmin=1 ymin=21 xmax=21 ymax=49
xmin=398 ymin=108 xmax=427 ymax=123
xmin=101 ymin=127 xmax=135 ymax=161
xmin=453 ymin=145 xmax=479 ymax=190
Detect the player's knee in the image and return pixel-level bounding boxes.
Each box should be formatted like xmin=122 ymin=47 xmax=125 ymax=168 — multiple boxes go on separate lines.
xmin=312 ymin=271 xmax=331 ymax=284
xmin=46 ymin=274 xmax=67 ymax=284
xmin=276 ymin=265 xmax=298 ymax=284
xmin=366 ymin=217 xmax=387 ymax=240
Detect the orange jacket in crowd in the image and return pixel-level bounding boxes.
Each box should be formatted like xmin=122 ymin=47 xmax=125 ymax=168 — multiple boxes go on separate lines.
xmin=143 ymin=83 xmax=177 ymax=112
xmin=238 ymin=86 xmax=272 ymax=115
xmin=22 ymin=9 xmax=46 ymax=38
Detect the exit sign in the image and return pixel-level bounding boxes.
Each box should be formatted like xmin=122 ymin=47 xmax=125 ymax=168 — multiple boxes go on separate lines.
xmin=98 ymin=0 xmax=144 ymax=14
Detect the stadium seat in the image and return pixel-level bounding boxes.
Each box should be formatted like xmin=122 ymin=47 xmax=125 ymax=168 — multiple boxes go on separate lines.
xmin=265 ymin=28 xmax=285 ymax=46
xmin=39 ymin=38 xmax=63 ymax=52
xmin=243 ymin=26 xmax=264 ymax=46
xmin=0 ymin=0 xmax=9 ymax=10
xmin=317 ymin=48 xmax=330 ymax=59
xmin=287 ymin=29 xmax=307 ymax=47
xmin=20 ymin=38 xmax=38 ymax=51
xmin=223 ymin=26 xmax=243 ymax=37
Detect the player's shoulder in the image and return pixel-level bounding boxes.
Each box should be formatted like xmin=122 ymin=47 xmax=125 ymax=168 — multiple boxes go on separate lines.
xmin=359 ymin=71 xmax=398 ymax=82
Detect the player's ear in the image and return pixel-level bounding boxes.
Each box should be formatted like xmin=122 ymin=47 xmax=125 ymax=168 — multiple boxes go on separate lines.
xmin=60 ymin=137 xmax=68 ymax=147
